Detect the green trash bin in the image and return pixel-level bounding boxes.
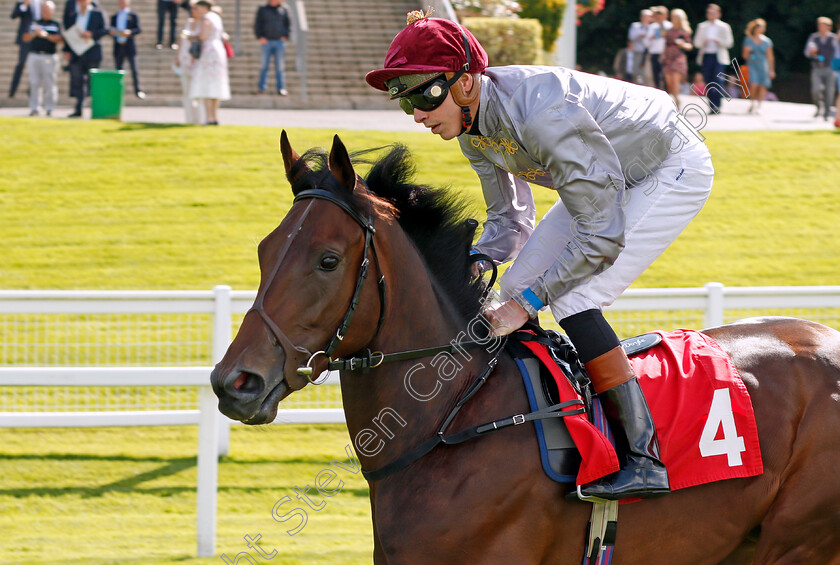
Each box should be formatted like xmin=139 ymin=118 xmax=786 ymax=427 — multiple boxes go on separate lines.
xmin=90 ymin=69 xmax=125 ymax=120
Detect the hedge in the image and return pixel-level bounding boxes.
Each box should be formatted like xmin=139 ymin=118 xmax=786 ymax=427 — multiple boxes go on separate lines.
xmin=462 ymin=17 xmax=543 ymax=66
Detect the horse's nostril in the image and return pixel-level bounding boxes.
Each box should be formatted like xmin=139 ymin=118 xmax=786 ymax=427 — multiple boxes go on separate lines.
xmin=231 ymin=371 xmax=264 ymax=394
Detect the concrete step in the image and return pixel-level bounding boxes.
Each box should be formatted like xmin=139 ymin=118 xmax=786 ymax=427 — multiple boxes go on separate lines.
xmin=0 ymin=0 xmax=421 ymax=108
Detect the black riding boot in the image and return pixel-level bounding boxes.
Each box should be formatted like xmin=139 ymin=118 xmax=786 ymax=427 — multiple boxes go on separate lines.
xmin=577 ymin=346 xmax=670 ymax=500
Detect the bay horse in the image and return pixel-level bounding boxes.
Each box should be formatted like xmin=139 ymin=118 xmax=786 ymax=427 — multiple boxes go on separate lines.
xmin=210 ymin=132 xmax=840 ymax=564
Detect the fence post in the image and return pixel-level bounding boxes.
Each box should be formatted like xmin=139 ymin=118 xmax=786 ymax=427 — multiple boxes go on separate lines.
xmin=197 ymin=385 xmax=219 ymax=557
xmin=213 ymin=285 xmax=232 ymax=456
xmin=705 ymin=282 xmax=725 ymax=328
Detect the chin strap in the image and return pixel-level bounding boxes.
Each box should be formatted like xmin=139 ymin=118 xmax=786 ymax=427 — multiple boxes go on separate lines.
xmin=460 ymin=105 xmax=473 ymax=134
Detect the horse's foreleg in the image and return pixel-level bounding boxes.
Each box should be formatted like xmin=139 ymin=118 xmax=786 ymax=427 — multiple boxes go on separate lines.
xmin=717 ymin=538 xmax=756 ymax=564
xmin=370 ymin=492 xmax=388 ymax=565
xmin=373 ymin=539 xmax=387 ymax=565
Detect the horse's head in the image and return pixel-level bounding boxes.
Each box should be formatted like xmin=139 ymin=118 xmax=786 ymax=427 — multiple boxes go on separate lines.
xmin=211 ymin=132 xmax=387 ymax=424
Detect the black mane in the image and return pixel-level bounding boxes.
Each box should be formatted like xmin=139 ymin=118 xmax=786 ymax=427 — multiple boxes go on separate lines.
xmin=288 ymin=145 xmax=485 ymax=323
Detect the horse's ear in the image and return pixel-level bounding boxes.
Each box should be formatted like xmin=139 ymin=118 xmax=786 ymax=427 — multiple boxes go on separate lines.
xmin=279 ymin=130 xmax=309 ymax=185
xmin=328 ymin=135 xmax=357 ymax=192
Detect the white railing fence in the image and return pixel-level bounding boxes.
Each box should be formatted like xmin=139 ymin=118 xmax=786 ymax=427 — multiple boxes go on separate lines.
xmin=1 ymin=283 xmax=839 ymax=556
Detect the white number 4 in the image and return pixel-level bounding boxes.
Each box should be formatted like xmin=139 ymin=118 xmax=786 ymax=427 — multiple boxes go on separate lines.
xmin=699 ymin=388 xmax=746 ymax=467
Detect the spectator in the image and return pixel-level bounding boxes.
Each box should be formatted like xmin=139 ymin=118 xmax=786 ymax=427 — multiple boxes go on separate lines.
xmin=173 ymin=1 xmax=203 ymax=124
xmin=743 ymin=19 xmax=774 ymax=115
xmin=22 ymin=0 xmax=61 ymax=115
xmin=254 ymin=0 xmax=290 ymax=95
xmin=612 ymin=46 xmax=632 ymax=82
xmin=367 ymin=15 xmax=715 ymax=501
xmin=693 ymin=3 xmax=733 ymax=114
xmin=62 ymin=0 xmax=97 ymax=25
xmin=63 ymin=0 xmax=107 ymax=118
xmin=10 ymin=0 xmax=41 ymax=98
xmin=156 ymin=0 xmax=178 ymax=49
xmin=804 ymin=17 xmax=838 ymax=121
xmin=188 ymin=0 xmax=229 ymax=125
xmin=109 ymin=0 xmax=144 ymax=99
xmin=627 ymin=9 xmax=652 ymax=85
xmin=645 ymin=6 xmax=671 ymax=90
xmin=663 ymin=8 xmax=692 ymax=110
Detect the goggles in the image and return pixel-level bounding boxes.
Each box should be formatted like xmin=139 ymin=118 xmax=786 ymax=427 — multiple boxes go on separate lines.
xmin=386 ymin=72 xmax=464 ymax=114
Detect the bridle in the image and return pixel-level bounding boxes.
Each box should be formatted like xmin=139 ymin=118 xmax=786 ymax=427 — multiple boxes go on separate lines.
xmin=248 ymin=186 xmax=387 ymax=384
xmin=249 ymin=182 xmax=498 ymax=384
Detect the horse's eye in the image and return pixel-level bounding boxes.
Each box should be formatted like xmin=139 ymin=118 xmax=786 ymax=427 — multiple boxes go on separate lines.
xmin=319 ymin=254 xmax=340 ymax=271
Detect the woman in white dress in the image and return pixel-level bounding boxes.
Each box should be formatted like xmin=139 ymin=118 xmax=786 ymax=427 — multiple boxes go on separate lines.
xmin=188 ymin=0 xmax=230 ymax=125
xmin=174 ymin=4 xmax=204 ymax=124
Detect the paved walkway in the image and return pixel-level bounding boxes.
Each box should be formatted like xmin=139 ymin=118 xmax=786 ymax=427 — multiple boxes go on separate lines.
xmin=0 ymin=95 xmax=835 ymax=132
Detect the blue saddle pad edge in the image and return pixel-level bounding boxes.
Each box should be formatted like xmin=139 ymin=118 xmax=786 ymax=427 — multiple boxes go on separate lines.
xmin=514 ymin=357 xmax=577 ymax=484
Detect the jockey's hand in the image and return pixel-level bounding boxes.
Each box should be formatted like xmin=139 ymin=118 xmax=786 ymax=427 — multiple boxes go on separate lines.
xmin=484 ymin=299 xmax=530 ymax=337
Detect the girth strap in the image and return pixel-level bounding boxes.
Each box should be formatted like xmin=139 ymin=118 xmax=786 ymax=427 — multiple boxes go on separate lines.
xmin=584 ymin=500 xmax=618 ymax=565
xmin=362 ymin=398 xmax=585 ymax=482
xmin=361 ymin=342 xmax=586 ymax=482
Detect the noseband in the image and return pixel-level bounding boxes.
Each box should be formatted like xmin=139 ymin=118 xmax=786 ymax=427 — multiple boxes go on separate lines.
xmin=248 ymin=186 xmax=386 ymax=383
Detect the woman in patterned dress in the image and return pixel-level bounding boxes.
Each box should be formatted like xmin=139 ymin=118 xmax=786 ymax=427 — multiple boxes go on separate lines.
xmin=663 ymin=8 xmax=693 ymax=110
xmin=742 ymin=19 xmax=775 ymax=114
xmin=188 ymin=0 xmax=230 ymax=125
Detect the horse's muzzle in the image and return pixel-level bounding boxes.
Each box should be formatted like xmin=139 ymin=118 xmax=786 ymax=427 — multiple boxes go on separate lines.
xmin=210 ymin=364 xmax=291 ymax=424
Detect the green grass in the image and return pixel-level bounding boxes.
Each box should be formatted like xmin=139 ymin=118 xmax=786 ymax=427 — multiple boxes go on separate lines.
xmin=0 ymin=425 xmax=372 ymax=565
xmin=1 ymin=119 xmax=839 ymax=564
xmin=1 ymin=119 xmax=838 ymax=290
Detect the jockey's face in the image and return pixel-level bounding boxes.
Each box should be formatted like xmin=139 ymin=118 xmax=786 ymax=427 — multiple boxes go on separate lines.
xmin=411 ymin=92 xmax=464 ymax=140
xmin=410 ymin=74 xmax=475 ymax=141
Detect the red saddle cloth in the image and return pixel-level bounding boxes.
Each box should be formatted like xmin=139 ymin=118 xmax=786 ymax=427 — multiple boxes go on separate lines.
xmin=521 ymin=329 xmax=763 ymax=492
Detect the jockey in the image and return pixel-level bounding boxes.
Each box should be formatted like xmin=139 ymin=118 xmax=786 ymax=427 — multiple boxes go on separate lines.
xmin=366 ymin=13 xmax=714 ymax=500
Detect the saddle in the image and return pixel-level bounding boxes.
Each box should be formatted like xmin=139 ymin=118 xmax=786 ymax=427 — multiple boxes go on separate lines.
xmin=506 ymin=324 xmax=662 ymax=484
xmin=506 ymin=323 xmax=763 ymax=490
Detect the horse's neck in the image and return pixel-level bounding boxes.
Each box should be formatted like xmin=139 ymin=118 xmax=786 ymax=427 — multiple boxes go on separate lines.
xmin=339 ymin=226 xmax=495 ymax=472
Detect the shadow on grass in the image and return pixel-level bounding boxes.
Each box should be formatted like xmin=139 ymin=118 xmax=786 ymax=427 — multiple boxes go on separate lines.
xmin=1 ymin=453 xmax=354 ymax=466
xmin=0 ymin=452 xmax=370 ymax=499
xmin=0 ymin=456 xmax=196 ymax=498
xmin=0 ymin=483 xmax=370 ymax=499
xmin=1 ymin=452 xmax=187 ymax=463
xmin=113 ymin=122 xmax=197 ymax=132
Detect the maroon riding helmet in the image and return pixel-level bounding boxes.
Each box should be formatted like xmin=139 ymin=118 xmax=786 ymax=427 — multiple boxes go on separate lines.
xmin=366 ymin=15 xmax=488 ymax=130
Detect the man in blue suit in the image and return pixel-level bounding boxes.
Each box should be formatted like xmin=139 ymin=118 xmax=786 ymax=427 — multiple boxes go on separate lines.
xmin=63 ymin=0 xmax=107 ymax=117
xmin=110 ymin=0 xmax=144 ymax=99
xmin=10 ymin=0 xmax=40 ymax=97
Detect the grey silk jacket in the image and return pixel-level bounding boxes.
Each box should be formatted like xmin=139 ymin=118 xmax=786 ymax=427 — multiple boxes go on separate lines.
xmin=459 ymin=66 xmax=684 ymax=316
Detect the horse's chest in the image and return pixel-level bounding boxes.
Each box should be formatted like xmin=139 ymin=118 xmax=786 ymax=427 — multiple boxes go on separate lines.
xmin=373 ymin=433 xmax=554 ymax=563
